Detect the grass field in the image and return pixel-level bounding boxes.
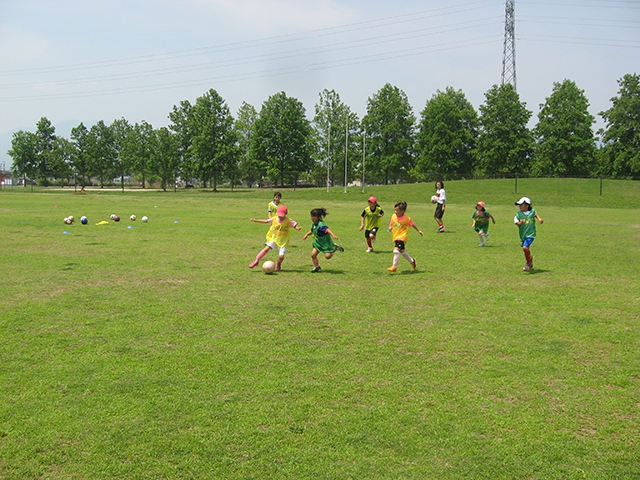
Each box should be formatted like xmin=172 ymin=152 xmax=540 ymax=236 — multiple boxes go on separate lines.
xmin=1 ymin=178 xmax=639 ymax=479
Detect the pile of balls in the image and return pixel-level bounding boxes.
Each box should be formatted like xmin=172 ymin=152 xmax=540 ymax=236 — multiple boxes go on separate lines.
xmin=63 ymin=214 xmax=149 ymax=224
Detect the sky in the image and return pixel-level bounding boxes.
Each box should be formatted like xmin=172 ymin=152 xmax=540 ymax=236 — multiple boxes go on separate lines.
xmin=1 ymin=0 xmax=639 ymax=170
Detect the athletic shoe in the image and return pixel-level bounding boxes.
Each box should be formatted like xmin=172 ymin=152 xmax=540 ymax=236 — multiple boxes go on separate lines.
xmin=438 ymin=226 xmax=445 ymax=233
xmin=334 ymin=244 xmax=344 ymax=252
xmin=523 ymin=264 xmax=532 ymax=271
xmin=387 ymin=266 xmax=397 ymax=272
xmin=479 ymin=243 xmax=485 ymax=247
xmin=249 ymin=261 xmax=258 ymax=268
xmin=310 ymin=266 xmax=322 ymax=273
xmin=366 ymin=247 xmax=373 ymax=253
xmin=411 ymin=258 xmax=417 ymax=270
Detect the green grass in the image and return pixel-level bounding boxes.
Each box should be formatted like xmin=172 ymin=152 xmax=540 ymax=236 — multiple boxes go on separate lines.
xmin=1 ymin=179 xmax=639 ymax=479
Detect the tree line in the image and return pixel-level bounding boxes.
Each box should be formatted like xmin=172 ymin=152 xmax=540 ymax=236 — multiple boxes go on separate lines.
xmin=8 ymin=73 xmax=640 ymax=190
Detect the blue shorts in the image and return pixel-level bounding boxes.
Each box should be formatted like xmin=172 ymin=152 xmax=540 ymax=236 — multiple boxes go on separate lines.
xmin=521 ymin=237 xmax=535 ymax=248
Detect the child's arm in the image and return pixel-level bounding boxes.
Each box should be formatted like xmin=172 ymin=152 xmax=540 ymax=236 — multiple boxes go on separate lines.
xmin=472 ymin=220 xmax=476 ymax=228
xmin=359 ymin=217 xmax=365 ymax=231
xmin=412 ymin=223 xmax=424 ymax=237
xmin=325 ymin=228 xmax=339 ymax=240
xmin=302 ymin=230 xmax=312 ymax=240
xmin=251 ymin=218 xmax=269 ymax=224
xmin=536 ymin=214 xmax=544 ymax=224
xmin=490 ymin=214 xmax=496 ymax=224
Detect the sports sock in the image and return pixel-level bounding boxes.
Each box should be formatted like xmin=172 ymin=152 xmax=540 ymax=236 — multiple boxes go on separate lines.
xmin=401 ymin=250 xmax=413 ymax=264
xmin=523 ymin=247 xmax=533 ymax=264
xmin=255 ymin=248 xmax=268 ymax=262
xmin=366 ymin=238 xmax=372 ymax=248
xmin=393 ymin=249 xmax=400 ymax=267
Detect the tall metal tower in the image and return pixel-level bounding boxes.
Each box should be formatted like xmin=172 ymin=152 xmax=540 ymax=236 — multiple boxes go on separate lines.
xmin=501 ymin=0 xmax=516 ymax=90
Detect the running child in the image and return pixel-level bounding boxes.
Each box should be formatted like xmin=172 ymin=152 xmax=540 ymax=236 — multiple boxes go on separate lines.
xmin=387 ymin=201 xmax=423 ymax=272
xmin=359 ymin=196 xmax=384 ymax=252
xmin=249 ymin=204 xmax=301 ymax=271
xmin=472 ymin=201 xmax=496 ymax=246
xmin=302 ymin=208 xmax=344 ymax=273
xmin=265 ymin=192 xmax=282 ymax=243
xmin=433 ymin=180 xmax=446 ymax=233
xmin=514 ymin=197 xmax=544 ymax=271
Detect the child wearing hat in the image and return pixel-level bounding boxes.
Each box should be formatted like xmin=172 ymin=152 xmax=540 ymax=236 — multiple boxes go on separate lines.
xmin=514 ymin=197 xmax=544 ymax=271
xmin=249 ymin=205 xmax=301 ymax=271
xmin=472 ymin=201 xmax=496 ymax=246
xmin=359 ymin=196 xmax=384 ymax=252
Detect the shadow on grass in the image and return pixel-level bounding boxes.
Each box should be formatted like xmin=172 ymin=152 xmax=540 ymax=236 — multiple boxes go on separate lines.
xmin=526 ymin=268 xmax=550 ymax=275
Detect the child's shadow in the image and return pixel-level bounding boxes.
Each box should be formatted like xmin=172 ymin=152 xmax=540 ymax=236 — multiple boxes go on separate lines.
xmin=526 ymin=268 xmax=549 ymax=275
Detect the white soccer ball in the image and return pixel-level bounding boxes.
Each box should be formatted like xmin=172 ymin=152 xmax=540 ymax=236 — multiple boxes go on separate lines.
xmin=64 ymin=217 xmax=72 ymax=224
xmin=431 ymin=195 xmax=438 ymax=204
xmin=110 ymin=214 xmax=116 ymax=220
xmin=141 ymin=216 xmax=149 ymax=223
xmin=68 ymin=216 xmax=74 ymax=222
xmin=130 ymin=215 xmax=136 ymax=221
xmin=262 ymin=261 xmax=276 ymax=274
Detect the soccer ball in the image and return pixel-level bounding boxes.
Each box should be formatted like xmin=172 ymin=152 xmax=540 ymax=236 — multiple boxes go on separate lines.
xmin=130 ymin=215 xmax=136 ymax=221
xmin=80 ymin=216 xmax=88 ymax=224
xmin=64 ymin=217 xmax=72 ymax=224
xmin=262 ymin=261 xmax=276 ymax=274
xmin=141 ymin=216 xmax=149 ymax=223
xmin=113 ymin=215 xmax=120 ymax=222
xmin=68 ymin=216 xmax=74 ymax=222
xmin=431 ymin=195 xmax=438 ymax=203
xmin=110 ymin=214 xmax=116 ymax=220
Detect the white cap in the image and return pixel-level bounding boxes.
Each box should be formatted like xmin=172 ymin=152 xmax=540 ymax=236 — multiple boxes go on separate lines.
xmin=515 ymin=197 xmax=531 ymax=205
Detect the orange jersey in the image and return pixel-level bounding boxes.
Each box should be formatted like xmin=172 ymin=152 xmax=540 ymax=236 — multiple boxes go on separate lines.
xmin=389 ymin=213 xmax=414 ymax=242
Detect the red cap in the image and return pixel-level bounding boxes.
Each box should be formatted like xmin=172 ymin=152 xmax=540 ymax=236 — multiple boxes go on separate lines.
xmin=476 ymin=201 xmax=485 ymax=207
xmin=368 ymin=196 xmax=377 ymax=204
xmin=276 ymin=205 xmax=288 ymax=216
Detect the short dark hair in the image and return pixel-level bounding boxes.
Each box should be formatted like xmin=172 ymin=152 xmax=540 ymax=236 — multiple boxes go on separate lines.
xmin=310 ymin=208 xmax=327 ymax=218
xmin=394 ymin=201 xmax=407 ymax=212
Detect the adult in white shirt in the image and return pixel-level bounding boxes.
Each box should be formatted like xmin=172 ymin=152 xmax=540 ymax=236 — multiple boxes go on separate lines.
xmin=434 ymin=180 xmax=446 ymax=232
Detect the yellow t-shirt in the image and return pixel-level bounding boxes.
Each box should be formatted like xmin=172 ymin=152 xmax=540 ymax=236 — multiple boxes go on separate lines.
xmin=266 ymin=201 xmax=279 ymax=242
xmin=268 ymin=216 xmax=296 ymax=248
xmin=389 ymin=213 xmax=414 ymax=242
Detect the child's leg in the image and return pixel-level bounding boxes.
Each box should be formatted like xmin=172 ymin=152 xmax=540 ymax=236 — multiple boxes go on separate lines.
xmin=276 ymin=254 xmax=284 ymax=271
xmin=401 ymin=250 xmax=413 ymax=264
xmin=249 ymin=246 xmax=271 ymax=268
xmin=478 ymin=231 xmax=485 ymax=246
xmin=324 ymin=252 xmax=334 ymax=260
xmin=392 ymin=248 xmax=401 ymax=268
xmin=523 ymin=246 xmax=533 ymax=265
xmin=311 ymin=248 xmax=320 ymax=268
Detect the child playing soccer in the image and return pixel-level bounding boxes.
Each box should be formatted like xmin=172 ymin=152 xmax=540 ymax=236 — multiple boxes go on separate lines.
xmin=433 ymin=180 xmax=446 ymax=233
xmin=472 ymin=201 xmax=496 ymax=246
xmin=265 ymin=192 xmax=282 ymax=243
xmin=387 ymin=201 xmax=423 ymax=272
xmin=359 ymin=196 xmax=384 ymax=252
xmin=514 ymin=197 xmax=544 ymax=271
xmin=302 ymin=208 xmax=344 ymax=273
xmin=250 ymin=204 xmax=301 ymax=271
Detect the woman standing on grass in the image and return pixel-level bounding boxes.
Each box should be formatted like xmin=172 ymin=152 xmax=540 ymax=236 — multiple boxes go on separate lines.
xmin=433 ymin=181 xmax=446 ymax=233
xmin=387 ymin=201 xmax=423 ymax=272
xmin=302 ymin=208 xmax=344 ymax=273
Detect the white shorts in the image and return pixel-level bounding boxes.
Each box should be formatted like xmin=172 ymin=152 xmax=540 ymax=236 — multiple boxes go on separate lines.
xmin=266 ymin=240 xmax=287 ymax=256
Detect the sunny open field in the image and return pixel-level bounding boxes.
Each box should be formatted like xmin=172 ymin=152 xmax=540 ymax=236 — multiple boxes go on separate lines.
xmin=1 ymin=178 xmax=639 ymax=479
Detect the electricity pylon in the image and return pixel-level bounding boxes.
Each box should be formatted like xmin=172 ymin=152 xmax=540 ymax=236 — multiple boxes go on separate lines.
xmin=501 ymin=0 xmax=516 ymax=90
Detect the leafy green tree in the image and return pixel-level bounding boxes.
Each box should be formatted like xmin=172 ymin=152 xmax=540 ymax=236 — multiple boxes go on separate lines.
xmin=123 ymin=121 xmax=155 ymax=188
xmin=8 ymin=130 xmax=38 ymax=185
xmin=415 ymin=87 xmax=478 ymax=179
xmin=531 ymin=79 xmax=597 ymax=177
xmin=50 ymin=137 xmax=74 ymax=185
xmin=598 ymin=73 xmax=640 ymax=178
xmin=110 ymin=118 xmax=132 ymax=191
xmin=70 ymin=123 xmax=91 ymax=187
xmin=190 ymin=89 xmax=237 ymax=191
xmin=168 ymin=100 xmax=195 ymax=184
xmin=362 ymin=84 xmax=415 ymax=185
xmin=234 ymin=102 xmax=262 ymax=187
xmin=252 ymin=91 xmax=312 ymax=187
xmin=34 ymin=117 xmax=57 ymax=183
xmin=87 ymin=120 xmax=116 ymax=187
xmin=477 ymin=83 xmax=533 ymax=176
xmin=151 ymin=127 xmax=181 ymax=191
xmin=313 ymin=89 xmax=360 ymax=187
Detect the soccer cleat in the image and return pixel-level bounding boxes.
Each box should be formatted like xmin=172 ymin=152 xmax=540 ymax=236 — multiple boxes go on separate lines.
xmin=411 ymin=258 xmax=417 ymax=270
xmin=438 ymin=226 xmax=446 ymax=233
xmin=523 ymin=264 xmax=533 ymax=271
xmin=334 ymin=244 xmax=344 ymax=252
xmin=479 ymin=243 xmax=485 ymax=247
xmin=310 ymin=266 xmax=322 ymax=273
xmin=249 ymin=261 xmax=258 ymax=268
xmin=387 ymin=266 xmax=397 ymax=272
xmin=366 ymin=247 xmax=373 ymax=252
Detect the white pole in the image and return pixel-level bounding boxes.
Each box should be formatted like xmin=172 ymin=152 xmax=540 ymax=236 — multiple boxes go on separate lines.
xmin=327 ymin=123 xmax=331 ymax=194
xmin=361 ymin=127 xmax=366 ymax=194
xmin=344 ymin=118 xmax=348 ymax=194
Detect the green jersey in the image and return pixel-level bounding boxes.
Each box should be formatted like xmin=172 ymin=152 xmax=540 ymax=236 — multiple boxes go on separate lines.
xmin=515 ymin=208 xmax=537 ymax=241
xmin=473 ymin=210 xmax=492 ymax=232
xmin=312 ymin=220 xmax=336 ymax=253
xmin=361 ymin=206 xmax=384 ymax=231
